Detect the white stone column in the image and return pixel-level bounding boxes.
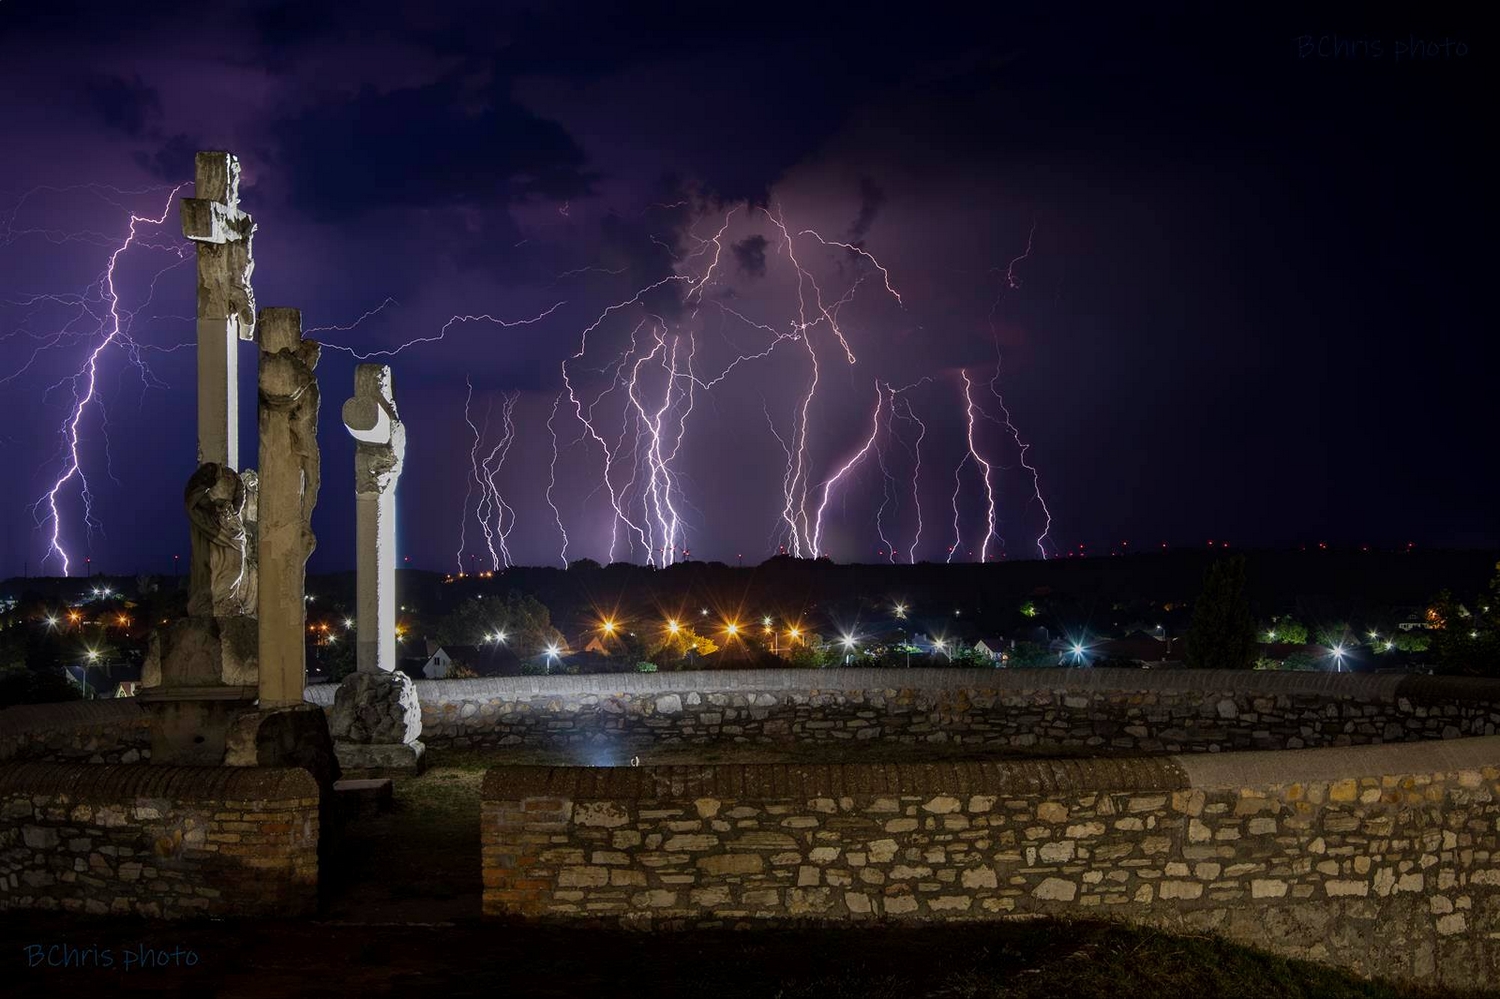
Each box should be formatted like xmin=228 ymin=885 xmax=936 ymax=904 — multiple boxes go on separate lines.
xmin=181 ymin=151 xmax=256 ymax=469
xmin=343 ymin=365 xmax=405 ymax=673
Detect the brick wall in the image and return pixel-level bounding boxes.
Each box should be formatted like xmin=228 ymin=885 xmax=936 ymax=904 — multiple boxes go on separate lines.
xmin=306 ymin=669 xmax=1500 ymax=755
xmin=0 ymin=762 xmax=318 ymax=918
xmin=481 ymin=736 xmax=1500 ymax=990
xmin=0 ymin=699 xmax=150 ymax=764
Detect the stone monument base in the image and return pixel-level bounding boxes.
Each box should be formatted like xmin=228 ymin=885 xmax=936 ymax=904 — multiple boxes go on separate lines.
xmin=224 ymin=702 xmax=342 ymax=795
xmin=142 ymin=614 xmax=258 ymax=688
xmin=329 ymin=671 xmax=424 ymax=774
xmin=334 ymin=738 xmax=426 ymax=775
xmin=138 ymin=685 xmax=258 ymax=765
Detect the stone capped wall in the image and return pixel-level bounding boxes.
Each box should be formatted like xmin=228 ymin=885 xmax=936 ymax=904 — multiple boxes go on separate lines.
xmin=482 ymin=736 xmax=1500 ymax=990
xmin=307 ymin=669 xmax=1500 ymax=756
xmin=0 ymin=699 xmax=150 ymax=764
xmin=0 ymin=762 xmax=318 ymax=918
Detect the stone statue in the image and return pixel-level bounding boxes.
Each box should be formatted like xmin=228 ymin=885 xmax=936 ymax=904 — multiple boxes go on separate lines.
xmin=239 ymin=468 xmax=260 ymax=613
xmin=256 ymin=307 xmax=321 ymax=709
xmin=184 ymin=462 xmax=252 ymax=618
xmin=259 ymin=312 xmax=321 ymax=555
xmin=345 ymin=364 xmax=406 ymax=495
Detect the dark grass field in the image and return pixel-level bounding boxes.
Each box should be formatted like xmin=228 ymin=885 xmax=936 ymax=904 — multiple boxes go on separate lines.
xmin=4 ymin=747 xmax=1487 ymax=998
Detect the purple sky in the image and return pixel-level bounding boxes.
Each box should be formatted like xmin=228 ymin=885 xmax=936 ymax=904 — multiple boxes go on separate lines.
xmin=0 ymin=3 xmax=1490 ymax=579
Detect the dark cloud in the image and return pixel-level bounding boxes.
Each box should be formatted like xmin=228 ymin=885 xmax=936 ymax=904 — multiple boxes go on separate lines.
xmin=132 ymin=133 xmax=198 ymax=183
xmin=269 ymin=74 xmax=596 ymax=222
xmin=732 ymin=234 xmax=768 ymax=278
xmin=848 ymin=177 xmax=884 ymax=244
xmin=80 ymin=73 xmax=161 ymax=137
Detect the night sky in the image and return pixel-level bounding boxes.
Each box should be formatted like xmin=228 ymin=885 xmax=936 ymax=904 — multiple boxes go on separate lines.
xmin=0 ymin=3 xmax=1489 ymax=580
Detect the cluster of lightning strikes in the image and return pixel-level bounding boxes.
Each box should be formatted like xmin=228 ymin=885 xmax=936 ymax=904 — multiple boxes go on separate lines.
xmin=2 ymin=184 xmax=193 ymax=576
xmin=10 ymin=183 xmax=1054 ymax=573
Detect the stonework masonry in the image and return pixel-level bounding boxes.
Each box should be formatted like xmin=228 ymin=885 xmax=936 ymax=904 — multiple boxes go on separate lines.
xmin=0 ymin=762 xmax=318 ymax=918
xmin=0 ymin=699 xmax=150 ymax=764
xmin=306 ymin=669 xmax=1500 ymax=756
xmin=482 ymin=736 xmax=1500 ymax=990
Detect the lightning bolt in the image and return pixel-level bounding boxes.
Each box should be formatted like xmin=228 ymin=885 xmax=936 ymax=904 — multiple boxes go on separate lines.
xmin=545 ymin=392 xmax=570 ymax=568
xmin=23 ymin=184 xmax=188 ymax=575
xmin=985 ymin=218 xmax=1054 ymax=558
xmin=959 ymin=369 xmax=1000 ymax=562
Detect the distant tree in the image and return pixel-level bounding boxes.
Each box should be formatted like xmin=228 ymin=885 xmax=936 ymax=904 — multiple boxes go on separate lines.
xmin=434 ymin=591 xmax=562 ymax=655
xmin=785 ymin=643 xmax=832 ymax=669
xmin=567 ymin=558 xmax=602 ymax=572
xmin=950 ymin=645 xmax=992 ymax=669
xmin=1185 ymin=556 xmax=1257 ymax=670
xmin=1392 ymin=631 xmax=1430 ymax=653
xmin=1003 ymin=641 xmax=1055 ymax=667
xmin=0 ymin=666 xmax=81 ymax=708
xmin=1261 ymin=617 xmax=1308 ymax=644
xmin=653 ymin=626 xmax=718 ymax=667
xmin=1428 ymin=563 xmax=1500 ymax=676
xmin=323 ymin=635 xmax=357 ymax=682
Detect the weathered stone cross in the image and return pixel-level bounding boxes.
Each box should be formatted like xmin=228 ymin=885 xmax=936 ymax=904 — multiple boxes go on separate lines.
xmin=257 ymin=307 xmax=320 ymax=708
xmin=181 ymin=151 xmax=256 ymax=469
xmin=343 ymin=364 xmax=406 ymax=674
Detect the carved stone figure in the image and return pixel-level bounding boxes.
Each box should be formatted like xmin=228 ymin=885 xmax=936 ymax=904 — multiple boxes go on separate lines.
xmin=257 ymin=307 xmax=321 ymax=708
xmin=184 ymin=462 xmax=251 ymax=618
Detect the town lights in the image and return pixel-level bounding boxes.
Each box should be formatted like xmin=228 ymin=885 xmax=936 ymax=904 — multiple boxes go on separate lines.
xmin=602 ymin=620 xmax=616 ymax=634
xmin=545 ymin=643 xmax=561 ymax=659
xmin=894 ymin=603 xmax=907 ymax=619
xmin=840 ymin=635 xmax=856 ymax=649
xmin=762 ymin=616 xmax=773 ymax=628
xmin=725 ymin=622 xmax=739 ymax=636
xmin=344 ymin=618 xmax=354 ymax=629
xmin=45 ymin=615 xmax=58 ymax=629
xmin=667 ymin=619 xmax=680 ymax=634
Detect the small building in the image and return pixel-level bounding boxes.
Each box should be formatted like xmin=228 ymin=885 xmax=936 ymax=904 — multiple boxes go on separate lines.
xmin=423 ymin=643 xmax=522 ymax=679
xmin=972 ymin=638 xmax=1008 ymax=662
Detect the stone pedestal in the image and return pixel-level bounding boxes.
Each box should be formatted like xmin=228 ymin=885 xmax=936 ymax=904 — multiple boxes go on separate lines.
xmin=329 ymin=671 xmax=425 ymax=774
xmin=139 ymin=615 xmax=258 ymax=765
xmin=225 ymin=702 xmax=341 ymax=795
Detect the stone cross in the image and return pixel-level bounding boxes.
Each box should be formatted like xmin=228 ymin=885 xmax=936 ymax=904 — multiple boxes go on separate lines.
xmin=342 ymin=364 xmax=406 ymax=674
xmin=181 ymin=151 xmax=256 ymax=469
xmin=257 ymin=308 xmax=320 ymax=708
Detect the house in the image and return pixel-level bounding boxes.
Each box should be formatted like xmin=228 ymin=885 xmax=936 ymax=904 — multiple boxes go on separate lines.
xmin=1090 ymin=632 xmax=1181 ymax=667
xmin=64 ymin=659 xmax=141 ymax=698
xmin=972 ymin=638 xmax=1008 ymax=662
xmin=423 ymin=643 xmax=522 ymax=679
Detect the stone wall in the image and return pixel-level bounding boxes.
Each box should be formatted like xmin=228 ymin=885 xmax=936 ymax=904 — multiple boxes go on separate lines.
xmin=481 ymin=736 xmax=1500 ymax=990
xmin=0 ymin=762 xmax=318 ymax=918
xmin=0 ymin=699 xmax=150 ymax=764
xmin=307 ymin=669 xmax=1500 ymax=756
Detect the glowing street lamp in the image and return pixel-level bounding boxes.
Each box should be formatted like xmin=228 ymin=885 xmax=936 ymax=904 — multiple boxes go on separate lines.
xmin=1332 ymin=644 xmax=1347 ymax=672
xmin=725 ymin=622 xmax=739 ymax=637
xmin=667 ymin=619 xmax=681 ymax=635
xmin=601 ymin=620 xmax=617 ymax=635
xmin=344 ymin=618 xmax=354 ymax=630
xmin=840 ymin=634 xmax=857 ymax=665
xmin=45 ymin=615 xmax=58 ymax=630
xmin=894 ymin=603 xmax=908 ymax=619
